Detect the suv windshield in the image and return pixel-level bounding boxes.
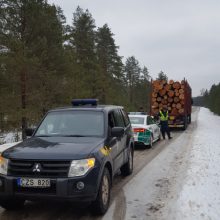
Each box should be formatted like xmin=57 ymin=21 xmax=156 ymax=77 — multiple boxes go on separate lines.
xmin=35 ymin=110 xmax=104 ymax=137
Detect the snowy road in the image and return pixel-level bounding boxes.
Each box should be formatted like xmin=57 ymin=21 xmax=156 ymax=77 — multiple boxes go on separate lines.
xmin=120 ymin=107 xmax=220 ymax=220
xmin=1 ymin=107 xmax=220 ymax=220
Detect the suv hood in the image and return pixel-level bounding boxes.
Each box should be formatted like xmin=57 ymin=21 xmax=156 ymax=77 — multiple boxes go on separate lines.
xmin=2 ymin=137 xmax=105 ymax=160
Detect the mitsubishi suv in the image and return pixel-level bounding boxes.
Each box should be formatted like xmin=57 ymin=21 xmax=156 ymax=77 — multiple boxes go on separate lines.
xmin=0 ymin=99 xmax=134 ymax=214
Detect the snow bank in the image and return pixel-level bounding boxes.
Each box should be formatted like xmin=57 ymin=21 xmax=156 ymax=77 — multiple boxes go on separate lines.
xmin=175 ymin=108 xmax=220 ymax=220
xmin=0 ymin=131 xmax=21 ymax=144
xmin=0 ymin=132 xmax=21 ymax=152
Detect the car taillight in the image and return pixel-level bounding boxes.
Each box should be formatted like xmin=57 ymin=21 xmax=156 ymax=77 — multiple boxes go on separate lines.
xmin=133 ymin=128 xmax=147 ymax=133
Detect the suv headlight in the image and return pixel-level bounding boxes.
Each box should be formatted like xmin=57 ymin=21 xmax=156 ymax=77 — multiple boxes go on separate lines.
xmin=68 ymin=158 xmax=95 ymax=177
xmin=0 ymin=155 xmax=8 ymax=175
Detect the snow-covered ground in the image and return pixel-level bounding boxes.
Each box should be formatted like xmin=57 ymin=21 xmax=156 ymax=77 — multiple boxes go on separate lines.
xmin=111 ymin=107 xmax=220 ymax=220
xmin=174 ymin=108 xmax=220 ymax=220
xmin=0 ymin=131 xmax=21 ymax=144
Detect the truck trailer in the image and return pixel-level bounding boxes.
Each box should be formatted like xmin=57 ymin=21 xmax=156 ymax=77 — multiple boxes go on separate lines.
xmin=150 ymin=78 xmax=192 ymax=130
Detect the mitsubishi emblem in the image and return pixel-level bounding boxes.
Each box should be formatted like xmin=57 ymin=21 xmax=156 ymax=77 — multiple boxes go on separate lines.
xmin=33 ymin=163 xmax=41 ymax=172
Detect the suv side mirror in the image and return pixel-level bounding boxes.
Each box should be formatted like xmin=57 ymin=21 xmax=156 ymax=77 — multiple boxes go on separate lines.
xmin=111 ymin=127 xmax=124 ymax=137
xmin=25 ymin=128 xmax=36 ymax=137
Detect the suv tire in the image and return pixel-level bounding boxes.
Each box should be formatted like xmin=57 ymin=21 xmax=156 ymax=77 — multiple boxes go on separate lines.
xmin=92 ymin=168 xmax=111 ymax=215
xmin=121 ymin=147 xmax=133 ymax=176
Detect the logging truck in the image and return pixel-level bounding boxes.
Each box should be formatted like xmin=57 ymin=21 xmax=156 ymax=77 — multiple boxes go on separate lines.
xmin=150 ymin=78 xmax=192 ymax=130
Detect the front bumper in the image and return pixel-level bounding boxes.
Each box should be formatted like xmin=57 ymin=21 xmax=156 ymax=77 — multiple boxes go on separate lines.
xmin=0 ymin=169 xmax=99 ymax=202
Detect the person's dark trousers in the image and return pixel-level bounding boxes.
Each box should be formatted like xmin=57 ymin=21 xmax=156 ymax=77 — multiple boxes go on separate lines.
xmin=160 ymin=121 xmax=171 ymax=139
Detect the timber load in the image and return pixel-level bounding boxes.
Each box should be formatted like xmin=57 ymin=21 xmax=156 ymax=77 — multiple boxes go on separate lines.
xmin=150 ymin=78 xmax=192 ymax=130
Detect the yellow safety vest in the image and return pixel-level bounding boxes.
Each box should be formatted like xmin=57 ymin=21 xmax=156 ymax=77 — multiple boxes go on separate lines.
xmin=159 ymin=110 xmax=168 ymax=121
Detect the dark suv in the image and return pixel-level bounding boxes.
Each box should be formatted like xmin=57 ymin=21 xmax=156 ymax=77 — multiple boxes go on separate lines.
xmin=0 ymin=99 xmax=134 ymax=214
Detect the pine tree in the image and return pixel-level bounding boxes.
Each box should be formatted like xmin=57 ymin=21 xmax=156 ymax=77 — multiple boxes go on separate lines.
xmin=141 ymin=66 xmax=151 ymax=81
xmin=96 ymin=24 xmax=123 ymax=103
xmin=157 ymin=71 xmax=168 ymax=81
xmin=206 ymin=83 xmax=220 ymax=115
xmin=124 ymin=56 xmax=141 ymax=108
xmin=68 ymin=7 xmax=98 ymax=98
xmin=139 ymin=66 xmax=151 ymax=111
xmin=0 ymin=0 xmax=67 ymax=138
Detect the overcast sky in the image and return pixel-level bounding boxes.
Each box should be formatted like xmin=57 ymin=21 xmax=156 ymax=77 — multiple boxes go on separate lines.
xmin=49 ymin=0 xmax=220 ymax=96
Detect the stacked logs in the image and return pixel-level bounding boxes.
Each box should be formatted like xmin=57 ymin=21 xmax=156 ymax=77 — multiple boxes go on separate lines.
xmin=151 ymin=79 xmax=186 ymax=115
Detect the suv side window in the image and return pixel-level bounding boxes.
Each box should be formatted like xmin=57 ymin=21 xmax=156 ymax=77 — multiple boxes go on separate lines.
xmin=108 ymin=112 xmax=115 ymax=128
xmin=113 ymin=110 xmax=125 ymax=127
xmin=121 ymin=109 xmax=130 ymax=127
xmin=108 ymin=112 xmax=116 ymax=137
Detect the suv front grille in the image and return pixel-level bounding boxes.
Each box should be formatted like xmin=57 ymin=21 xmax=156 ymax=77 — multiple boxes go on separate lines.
xmin=8 ymin=159 xmax=71 ymax=178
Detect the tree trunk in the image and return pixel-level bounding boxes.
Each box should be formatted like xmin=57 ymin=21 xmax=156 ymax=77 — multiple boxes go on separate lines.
xmin=21 ymin=70 xmax=27 ymax=140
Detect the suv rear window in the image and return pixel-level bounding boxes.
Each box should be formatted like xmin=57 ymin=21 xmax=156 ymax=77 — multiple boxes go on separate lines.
xmin=35 ymin=110 xmax=104 ymax=137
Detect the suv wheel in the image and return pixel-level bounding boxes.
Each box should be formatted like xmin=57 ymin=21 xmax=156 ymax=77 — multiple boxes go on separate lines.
xmin=121 ymin=148 xmax=133 ymax=176
xmin=92 ymin=168 xmax=111 ymax=215
xmin=0 ymin=198 xmax=25 ymax=210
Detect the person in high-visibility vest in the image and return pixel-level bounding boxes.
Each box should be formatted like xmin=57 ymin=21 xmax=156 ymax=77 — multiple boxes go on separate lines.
xmin=159 ymin=106 xmax=172 ymax=140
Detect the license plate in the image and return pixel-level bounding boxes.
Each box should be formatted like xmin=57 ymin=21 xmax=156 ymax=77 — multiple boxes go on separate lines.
xmin=17 ymin=178 xmax=50 ymax=188
xmin=170 ymin=116 xmax=175 ymax=120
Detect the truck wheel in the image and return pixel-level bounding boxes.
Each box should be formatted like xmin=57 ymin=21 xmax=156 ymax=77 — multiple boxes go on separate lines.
xmin=0 ymin=198 xmax=25 ymax=210
xmin=188 ymin=114 xmax=191 ymax=124
xmin=92 ymin=168 xmax=111 ymax=215
xmin=183 ymin=116 xmax=188 ymax=130
xmin=120 ymin=148 xmax=133 ymax=176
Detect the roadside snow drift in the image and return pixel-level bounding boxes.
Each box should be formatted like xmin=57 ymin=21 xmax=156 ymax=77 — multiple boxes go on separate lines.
xmin=175 ymin=108 xmax=220 ymax=219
